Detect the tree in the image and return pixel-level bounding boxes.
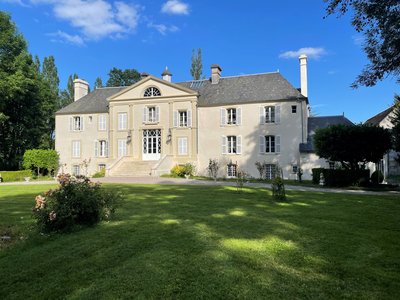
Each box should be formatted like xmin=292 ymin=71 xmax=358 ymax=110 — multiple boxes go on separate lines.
xmin=59 ymin=73 xmax=78 ymax=108
xmin=190 ymin=48 xmax=203 ymax=80
xmin=391 ymin=95 xmax=400 ymax=162
xmin=0 ymin=12 xmax=50 ymax=170
xmin=314 ymin=124 xmax=392 ymax=171
xmin=106 ymin=68 xmax=140 ymax=87
xmin=23 ymin=149 xmax=59 ymax=176
xmin=94 ymin=77 xmax=103 ymax=89
xmin=325 ymin=0 xmax=400 ymax=87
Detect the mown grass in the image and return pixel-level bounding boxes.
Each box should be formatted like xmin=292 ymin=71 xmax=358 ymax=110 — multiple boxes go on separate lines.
xmin=0 ymin=184 xmax=399 ymax=299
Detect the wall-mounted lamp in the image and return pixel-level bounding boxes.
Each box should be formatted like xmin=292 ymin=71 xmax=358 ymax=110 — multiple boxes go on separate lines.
xmin=127 ymin=131 xmax=132 ymax=144
xmin=166 ymin=128 xmax=172 ymax=143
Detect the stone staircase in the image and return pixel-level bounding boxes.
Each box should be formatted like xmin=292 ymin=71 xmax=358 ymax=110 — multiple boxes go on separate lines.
xmin=109 ymin=160 xmax=155 ymax=177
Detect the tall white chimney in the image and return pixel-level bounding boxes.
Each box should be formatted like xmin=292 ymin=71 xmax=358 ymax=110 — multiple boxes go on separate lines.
xmin=162 ymin=66 xmax=172 ymax=82
xmin=211 ymin=64 xmax=222 ymax=84
xmin=299 ymin=54 xmax=308 ymax=97
xmin=73 ymin=79 xmax=89 ymax=101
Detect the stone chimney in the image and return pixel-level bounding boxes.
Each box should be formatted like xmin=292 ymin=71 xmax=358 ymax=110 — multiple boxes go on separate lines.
xmin=73 ymin=79 xmax=89 ymax=101
xmin=162 ymin=66 xmax=172 ymax=82
xmin=211 ymin=64 xmax=222 ymax=84
xmin=299 ymin=54 xmax=308 ymax=97
xmin=141 ymin=72 xmax=149 ymax=80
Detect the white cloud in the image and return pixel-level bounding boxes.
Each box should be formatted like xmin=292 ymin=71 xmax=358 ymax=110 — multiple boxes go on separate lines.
xmin=48 ymin=30 xmax=85 ymax=46
xmin=352 ymin=35 xmax=364 ymax=46
xmin=161 ymin=0 xmax=189 ymax=15
xmin=279 ymin=47 xmax=327 ymax=60
xmin=148 ymin=22 xmax=179 ymax=35
xmin=0 ymin=0 xmax=28 ymax=6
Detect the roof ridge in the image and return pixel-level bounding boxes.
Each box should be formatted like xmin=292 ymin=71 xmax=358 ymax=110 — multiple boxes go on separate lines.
xmin=220 ymin=71 xmax=280 ymax=79
xmin=309 ymin=115 xmax=346 ymax=119
xmin=96 ymin=86 xmax=126 ymax=89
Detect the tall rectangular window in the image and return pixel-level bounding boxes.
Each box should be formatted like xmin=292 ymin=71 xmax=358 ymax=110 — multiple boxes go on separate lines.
xmin=179 ymin=111 xmax=188 ymax=127
xmin=292 ymin=105 xmax=297 ymax=113
xmin=118 ymin=113 xmax=127 ymax=130
xmin=227 ymin=163 xmax=237 ymax=177
xmin=265 ymin=164 xmax=276 ymax=180
xmin=178 ymin=137 xmax=188 ymax=155
xmin=227 ymin=108 xmax=237 ymax=125
xmin=265 ymin=135 xmax=275 ymax=153
xmin=148 ymin=107 xmax=156 ymax=123
xmin=72 ymin=141 xmax=81 ymax=158
xmin=265 ymin=106 xmax=275 ymax=123
xmin=99 ymin=140 xmax=108 ymax=157
xmin=98 ymin=115 xmax=106 ymax=131
xmin=72 ymin=165 xmax=80 ymax=176
xmin=118 ymin=139 xmax=127 ymax=157
xmin=71 ymin=116 xmax=82 ymax=131
xmin=227 ymin=136 xmax=237 ymax=154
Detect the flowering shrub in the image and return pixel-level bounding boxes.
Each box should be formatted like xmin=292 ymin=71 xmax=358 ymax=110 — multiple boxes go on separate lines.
xmin=32 ymin=174 xmax=122 ymax=233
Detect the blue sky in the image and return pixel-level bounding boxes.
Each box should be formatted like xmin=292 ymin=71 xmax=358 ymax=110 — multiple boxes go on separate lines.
xmin=1 ymin=0 xmax=398 ymax=123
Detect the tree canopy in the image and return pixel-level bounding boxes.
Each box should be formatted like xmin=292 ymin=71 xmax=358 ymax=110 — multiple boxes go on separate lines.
xmin=94 ymin=77 xmax=103 ymax=89
xmin=325 ymin=0 xmax=400 ymax=87
xmin=314 ymin=124 xmax=392 ymax=171
xmin=106 ymin=68 xmax=140 ymax=87
xmin=190 ymin=48 xmax=203 ymax=80
xmin=391 ymin=95 xmax=400 ymax=162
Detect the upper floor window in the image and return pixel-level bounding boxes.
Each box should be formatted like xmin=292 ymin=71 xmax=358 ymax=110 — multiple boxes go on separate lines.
xmin=148 ymin=107 xmax=156 ymax=122
xmin=265 ymin=106 xmax=275 ymax=123
xmin=222 ymin=135 xmax=242 ymax=154
xmin=259 ymin=135 xmax=281 ymax=154
xmin=260 ymin=105 xmax=280 ymax=124
xmin=174 ymin=110 xmax=192 ymax=127
xmin=292 ymin=105 xmax=297 ymax=113
xmin=70 ymin=116 xmax=83 ymax=131
xmin=227 ymin=136 xmax=237 ymax=154
xmin=118 ymin=113 xmax=127 ymax=130
xmin=144 ymin=87 xmax=161 ymax=97
xmin=221 ymin=107 xmax=241 ymax=126
xmin=143 ymin=106 xmax=160 ymax=123
xmin=179 ymin=111 xmax=188 ymax=127
xmin=98 ymin=115 xmax=106 ymax=131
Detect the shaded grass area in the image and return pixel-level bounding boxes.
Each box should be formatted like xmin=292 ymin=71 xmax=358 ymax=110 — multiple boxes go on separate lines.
xmin=0 ymin=184 xmax=399 ymax=299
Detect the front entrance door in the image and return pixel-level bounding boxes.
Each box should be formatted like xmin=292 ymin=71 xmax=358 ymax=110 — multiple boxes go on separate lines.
xmin=143 ymin=129 xmax=161 ymax=160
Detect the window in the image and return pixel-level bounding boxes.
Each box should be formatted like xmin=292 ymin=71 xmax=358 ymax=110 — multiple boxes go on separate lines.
xmin=71 ymin=116 xmax=82 ymax=131
xmin=265 ymin=164 xmax=276 ymax=180
xmin=227 ymin=108 xmax=236 ymax=125
xmin=118 ymin=113 xmax=127 ymax=130
xmin=98 ymin=164 xmax=106 ymax=171
xmin=178 ymin=137 xmax=188 ymax=155
xmin=72 ymin=165 xmax=80 ymax=176
xmin=227 ymin=163 xmax=237 ymax=177
xmin=222 ymin=136 xmax=242 ymax=154
xmin=227 ymin=136 xmax=237 ymax=154
xmin=118 ymin=139 xmax=127 ymax=157
xmin=144 ymin=106 xmax=159 ymax=123
xmin=265 ymin=106 xmax=275 ymax=123
xmin=292 ymin=165 xmax=298 ymax=174
xmin=99 ymin=140 xmax=108 ymax=157
xmin=292 ymin=105 xmax=297 ymax=113
xmin=259 ymin=135 xmax=280 ymax=154
xmin=179 ymin=111 xmax=188 ymax=127
xmin=72 ymin=141 xmax=80 ymax=158
xmin=144 ymin=87 xmax=161 ymax=97
xmin=98 ymin=115 xmax=106 ymax=131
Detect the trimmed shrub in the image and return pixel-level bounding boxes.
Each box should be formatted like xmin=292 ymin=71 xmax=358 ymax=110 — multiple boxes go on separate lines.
xmin=272 ymin=176 xmax=286 ymax=201
xmin=312 ymin=168 xmax=370 ymax=187
xmin=23 ymin=149 xmax=59 ymax=176
xmin=171 ymin=165 xmax=186 ymax=177
xmin=0 ymin=170 xmax=32 ymax=182
xmin=370 ymin=170 xmax=384 ymax=184
xmin=32 ymin=174 xmax=121 ymax=233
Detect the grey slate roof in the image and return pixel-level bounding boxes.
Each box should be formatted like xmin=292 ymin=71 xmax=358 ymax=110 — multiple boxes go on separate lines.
xmin=365 ymin=106 xmax=393 ymax=125
xmin=56 ymin=87 xmax=126 ymax=115
xmin=56 ymin=72 xmax=306 ymax=114
xmin=177 ymin=72 xmax=306 ymax=106
xmin=300 ymin=116 xmax=354 ymax=153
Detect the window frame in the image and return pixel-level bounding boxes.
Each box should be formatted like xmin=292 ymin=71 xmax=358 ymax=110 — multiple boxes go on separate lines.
xmin=227 ymin=136 xmax=237 ymax=154
xmin=265 ymin=106 xmax=275 ymax=123
xmin=117 ymin=112 xmax=128 ymax=130
xmin=227 ymin=163 xmax=238 ymax=178
xmin=178 ymin=137 xmax=188 ymax=155
xmin=72 ymin=165 xmax=80 ymax=176
xmin=98 ymin=115 xmax=107 ymax=131
xmin=227 ymin=108 xmax=237 ymax=125
xmin=265 ymin=135 xmax=275 ymax=153
xmin=179 ymin=110 xmax=188 ymax=127
xmin=72 ymin=140 xmax=81 ymax=158
xmin=291 ymin=105 xmax=297 ymax=113
xmin=72 ymin=116 xmax=82 ymax=131
xmin=99 ymin=140 xmax=108 ymax=157
xmin=144 ymin=87 xmax=161 ymax=97
xmin=117 ymin=139 xmax=127 ymax=158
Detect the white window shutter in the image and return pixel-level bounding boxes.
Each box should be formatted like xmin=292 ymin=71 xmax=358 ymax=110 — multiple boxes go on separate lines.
xmin=220 ymin=108 xmax=226 ymax=126
xmin=259 ymin=107 xmax=265 ymax=124
xmin=259 ymin=136 xmax=266 ymax=154
xmin=237 ymin=135 xmax=242 ymax=154
xmin=187 ymin=110 xmax=192 ymax=127
xmin=275 ymin=105 xmax=281 ymax=124
xmin=81 ymin=116 xmax=84 ymax=131
xmin=143 ymin=107 xmax=147 ymax=123
xmin=276 ymin=135 xmax=281 ymax=153
xmin=156 ymin=106 xmax=160 ymax=122
xmin=236 ymin=107 xmax=242 ymax=125
xmin=173 ymin=111 xmax=178 ymax=127
xmin=94 ymin=140 xmax=98 ymax=157
xmin=69 ymin=117 xmax=73 ymax=131
xmin=222 ymin=136 xmax=227 ymax=154
xmin=105 ymin=141 xmax=109 ymax=157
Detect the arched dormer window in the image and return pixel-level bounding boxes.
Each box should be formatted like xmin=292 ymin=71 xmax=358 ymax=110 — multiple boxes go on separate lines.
xmin=144 ymin=87 xmax=161 ymax=97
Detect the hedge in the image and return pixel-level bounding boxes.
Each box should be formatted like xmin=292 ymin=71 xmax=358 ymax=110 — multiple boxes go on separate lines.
xmin=312 ymin=168 xmax=370 ymax=187
xmin=0 ymin=170 xmax=33 ymax=182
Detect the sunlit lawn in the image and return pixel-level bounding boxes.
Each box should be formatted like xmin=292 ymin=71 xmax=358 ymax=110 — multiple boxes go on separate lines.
xmin=0 ymin=184 xmax=399 ymax=299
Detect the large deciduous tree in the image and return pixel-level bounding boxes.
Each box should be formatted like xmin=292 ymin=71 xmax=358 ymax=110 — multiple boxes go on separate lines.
xmin=59 ymin=73 xmax=78 ymax=108
xmin=391 ymin=95 xmax=400 ymax=162
xmin=0 ymin=12 xmax=50 ymax=170
xmin=314 ymin=124 xmax=392 ymax=171
xmin=190 ymin=48 xmax=203 ymax=80
xmin=106 ymin=68 xmax=140 ymax=87
xmin=324 ymin=0 xmax=400 ymax=87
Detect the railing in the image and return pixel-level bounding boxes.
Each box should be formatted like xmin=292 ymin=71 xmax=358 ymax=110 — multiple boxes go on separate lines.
xmin=106 ymin=156 xmax=127 ymax=177
xmin=151 ymin=155 xmax=173 ymax=176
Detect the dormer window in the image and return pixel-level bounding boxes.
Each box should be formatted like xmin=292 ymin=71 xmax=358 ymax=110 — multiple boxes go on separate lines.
xmin=144 ymin=87 xmax=161 ymax=97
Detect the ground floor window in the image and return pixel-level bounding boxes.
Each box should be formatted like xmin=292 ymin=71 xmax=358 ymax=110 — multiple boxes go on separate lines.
xmin=292 ymin=165 xmax=298 ymax=174
xmin=72 ymin=165 xmax=80 ymax=176
xmin=227 ymin=163 xmax=237 ymax=178
xmin=265 ymin=164 xmax=276 ymax=180
xmin=98 ymin=164 xmax=106 ymax=171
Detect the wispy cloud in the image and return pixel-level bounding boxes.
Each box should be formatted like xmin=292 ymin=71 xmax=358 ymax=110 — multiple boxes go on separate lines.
xmin=0 ymin=0 xmax=28 ymax=6
xmin=279 ymin=47 xmax=327 ymax=60
xmin=148 ymin=22 xmax=179 ymax=35
xmin=352 ymin=35 xmax=364 ymax=46
xmin=161 ymin=0 xmax=189 ymax=15
xmin=48 ymin=30 xmax=85 ymax=46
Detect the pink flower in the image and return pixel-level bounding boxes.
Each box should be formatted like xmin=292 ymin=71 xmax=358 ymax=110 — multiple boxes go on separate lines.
xmin=49 ymin=211 xmax=57 ymax=221
xmin=35 ymin=195 xmax=46 ymax=209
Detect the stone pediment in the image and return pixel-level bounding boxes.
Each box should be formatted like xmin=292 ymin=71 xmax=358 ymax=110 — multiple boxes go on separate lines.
xmin=107 ymin=75 xmax=198 ymax=102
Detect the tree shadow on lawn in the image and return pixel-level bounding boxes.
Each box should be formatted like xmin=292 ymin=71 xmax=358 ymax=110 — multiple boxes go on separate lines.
xmin=0 ymin=184 xmax=399 ymax=299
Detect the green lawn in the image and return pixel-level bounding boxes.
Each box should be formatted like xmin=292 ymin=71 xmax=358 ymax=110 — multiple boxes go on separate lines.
xmin=0 ymin=184 xmax=399 ymax=299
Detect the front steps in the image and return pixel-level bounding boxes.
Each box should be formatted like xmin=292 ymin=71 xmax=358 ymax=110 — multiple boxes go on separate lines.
xmin=109 ymin=160 xmax=155 ymax=177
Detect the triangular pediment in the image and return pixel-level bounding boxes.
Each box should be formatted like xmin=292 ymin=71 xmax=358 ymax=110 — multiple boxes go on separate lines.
xmin=107 ymin=75 xmax=198 ymax=101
